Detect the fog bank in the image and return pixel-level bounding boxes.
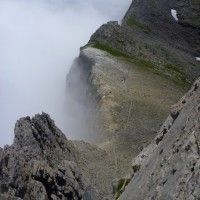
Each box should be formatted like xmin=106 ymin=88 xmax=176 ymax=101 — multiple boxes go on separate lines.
xmin=0 ymin=0 xmax=132 ymax=147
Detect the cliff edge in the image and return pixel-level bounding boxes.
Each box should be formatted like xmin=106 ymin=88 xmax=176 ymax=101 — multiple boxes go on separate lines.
xmin=1 ymin=0 xmax=200 ymax=199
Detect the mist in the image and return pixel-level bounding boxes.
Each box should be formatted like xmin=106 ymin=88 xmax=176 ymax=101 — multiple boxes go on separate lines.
xmin=0 ymin=0 xmax=132 ymax=147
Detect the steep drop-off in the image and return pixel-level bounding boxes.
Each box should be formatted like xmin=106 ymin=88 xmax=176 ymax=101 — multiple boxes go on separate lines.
xmin=66 ymin=47 xmax=185 ymax=161
xmin=66 ymin=0 xmax=200 ymax=148
xmin=1 ymin=0 xmax=200 ymax=199
xmin=65 ymin=0 xmax=200 ymax=198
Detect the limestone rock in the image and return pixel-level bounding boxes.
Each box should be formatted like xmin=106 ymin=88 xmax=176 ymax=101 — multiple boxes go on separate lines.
xmin=119 ymin=77 xmax=200 ymax=200
xmin=0 ymin=113 xmax=97 ymax=200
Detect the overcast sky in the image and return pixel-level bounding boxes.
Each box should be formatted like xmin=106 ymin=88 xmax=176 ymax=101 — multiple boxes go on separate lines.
xmin=0 ymin=0 xmax=132 ymax=147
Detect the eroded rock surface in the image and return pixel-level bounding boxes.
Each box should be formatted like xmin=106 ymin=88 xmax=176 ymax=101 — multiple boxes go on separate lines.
xmin=0 ymin=113 xmax=99 ymax=200
xmin=119 ymin=77 xmax=200 ymax=200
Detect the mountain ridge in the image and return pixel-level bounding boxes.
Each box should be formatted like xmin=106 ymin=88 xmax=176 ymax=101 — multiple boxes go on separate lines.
xmin=1 ymin=0 xmax=200 ymax=199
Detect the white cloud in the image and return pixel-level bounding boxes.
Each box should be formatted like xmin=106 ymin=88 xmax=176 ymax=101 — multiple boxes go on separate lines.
xmin=0 ymin=0 xmax=131 ymax=147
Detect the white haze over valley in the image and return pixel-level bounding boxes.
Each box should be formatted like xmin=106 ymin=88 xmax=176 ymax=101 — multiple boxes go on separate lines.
xmin=0 ymin=0 xmax=132 ymax=147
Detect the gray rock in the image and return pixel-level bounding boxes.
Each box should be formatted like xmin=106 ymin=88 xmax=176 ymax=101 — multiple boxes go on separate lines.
xmin=0 ymin=113 xmax=97 ymax=200
xmin=82 ymin=186 xmax=102 ymax=200
xmin=119 ymin=77 xmax=200 ymax=200
xmin=123 ymin=0 xmax=200 ymax=55
xmin=87 ymin=1 xmax=200 ymax=84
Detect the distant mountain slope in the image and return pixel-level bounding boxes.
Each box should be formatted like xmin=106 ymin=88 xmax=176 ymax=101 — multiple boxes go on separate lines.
xmin=123 ymin=0 xmax=200 ymax=55
xmin=66 ymin=0 xmax=200 ymax=161
xmin=87 ymin=0 xmax=200 ymax=84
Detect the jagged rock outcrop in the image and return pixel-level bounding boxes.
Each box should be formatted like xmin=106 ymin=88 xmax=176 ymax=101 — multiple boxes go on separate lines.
xmin=0 ymin=113 xmax=100 ymax=200
xmin=118 ymin=77 xmax=200 ymax=200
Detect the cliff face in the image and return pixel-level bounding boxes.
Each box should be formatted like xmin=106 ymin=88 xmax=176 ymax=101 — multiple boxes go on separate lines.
xmin=119 ymin=77 xmax=200 ymax=200
xmin=66 ymin=47 xmax=185 ymax=186
xmin=1 ymin=1 xmax=200 ymax=200
xmin=66 ymin=0 xmax=200 ymax=157
xmin=65 ymin=0 xmax=200 ymax=198
xmin=123 ymin=0 xmax=200 ymax=55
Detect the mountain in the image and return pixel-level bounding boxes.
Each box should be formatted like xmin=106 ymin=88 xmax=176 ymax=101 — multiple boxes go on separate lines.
xmin=1 ymin=0 xmax=200 ymax=199
xmin=65 ymin=0 xmax=200 ymax=188
xmin=65 ymin=0 xmax=200 ymax=198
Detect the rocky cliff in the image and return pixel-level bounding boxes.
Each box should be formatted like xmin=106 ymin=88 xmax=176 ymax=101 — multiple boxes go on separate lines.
xmin=66 ymin=0 xmax=200 ymax=146
xmin=119 ymin=77 xmax=200 ymax=200
xmin=65 ymin=0 xmax=200 ymax=198
xmin=1 ymin=0 xmax=200 ymax=199
xmin=66 ymin=46 xmax=185 ymax=163
xmin=0 ymin=113 xmax=102 ymax=200
xmin=123 ymin=0 xmax=200 ymax=55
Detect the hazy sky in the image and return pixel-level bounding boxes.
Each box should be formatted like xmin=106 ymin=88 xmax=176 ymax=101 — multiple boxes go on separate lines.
xmin=0 ymin=0 xmax=132 ymax=147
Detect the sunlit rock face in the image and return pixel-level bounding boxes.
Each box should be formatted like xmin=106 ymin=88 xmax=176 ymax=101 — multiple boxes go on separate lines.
xmin=119 ymin=77 xmax=200 ymax=200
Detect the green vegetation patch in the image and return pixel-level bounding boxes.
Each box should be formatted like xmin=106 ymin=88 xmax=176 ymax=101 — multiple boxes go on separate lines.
xmin=132 ymin=164 xmax=141 ymax=173
xmin=127 ymin=18 xmax=151 ymax=33
xmin=164 ymin=63 xmax=182 ymax=74
xmin=91 ymin=42 xmax=189 ymax=87
xmin=91 ymin=42 xmax=131 ymax=58
xmin=115 ymin=178 xmax=132 ymax=199
xmin=164 ymin=64 xmax=189 ymax=86
xmin=135 ymin=59 xmax=156 ymax=70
